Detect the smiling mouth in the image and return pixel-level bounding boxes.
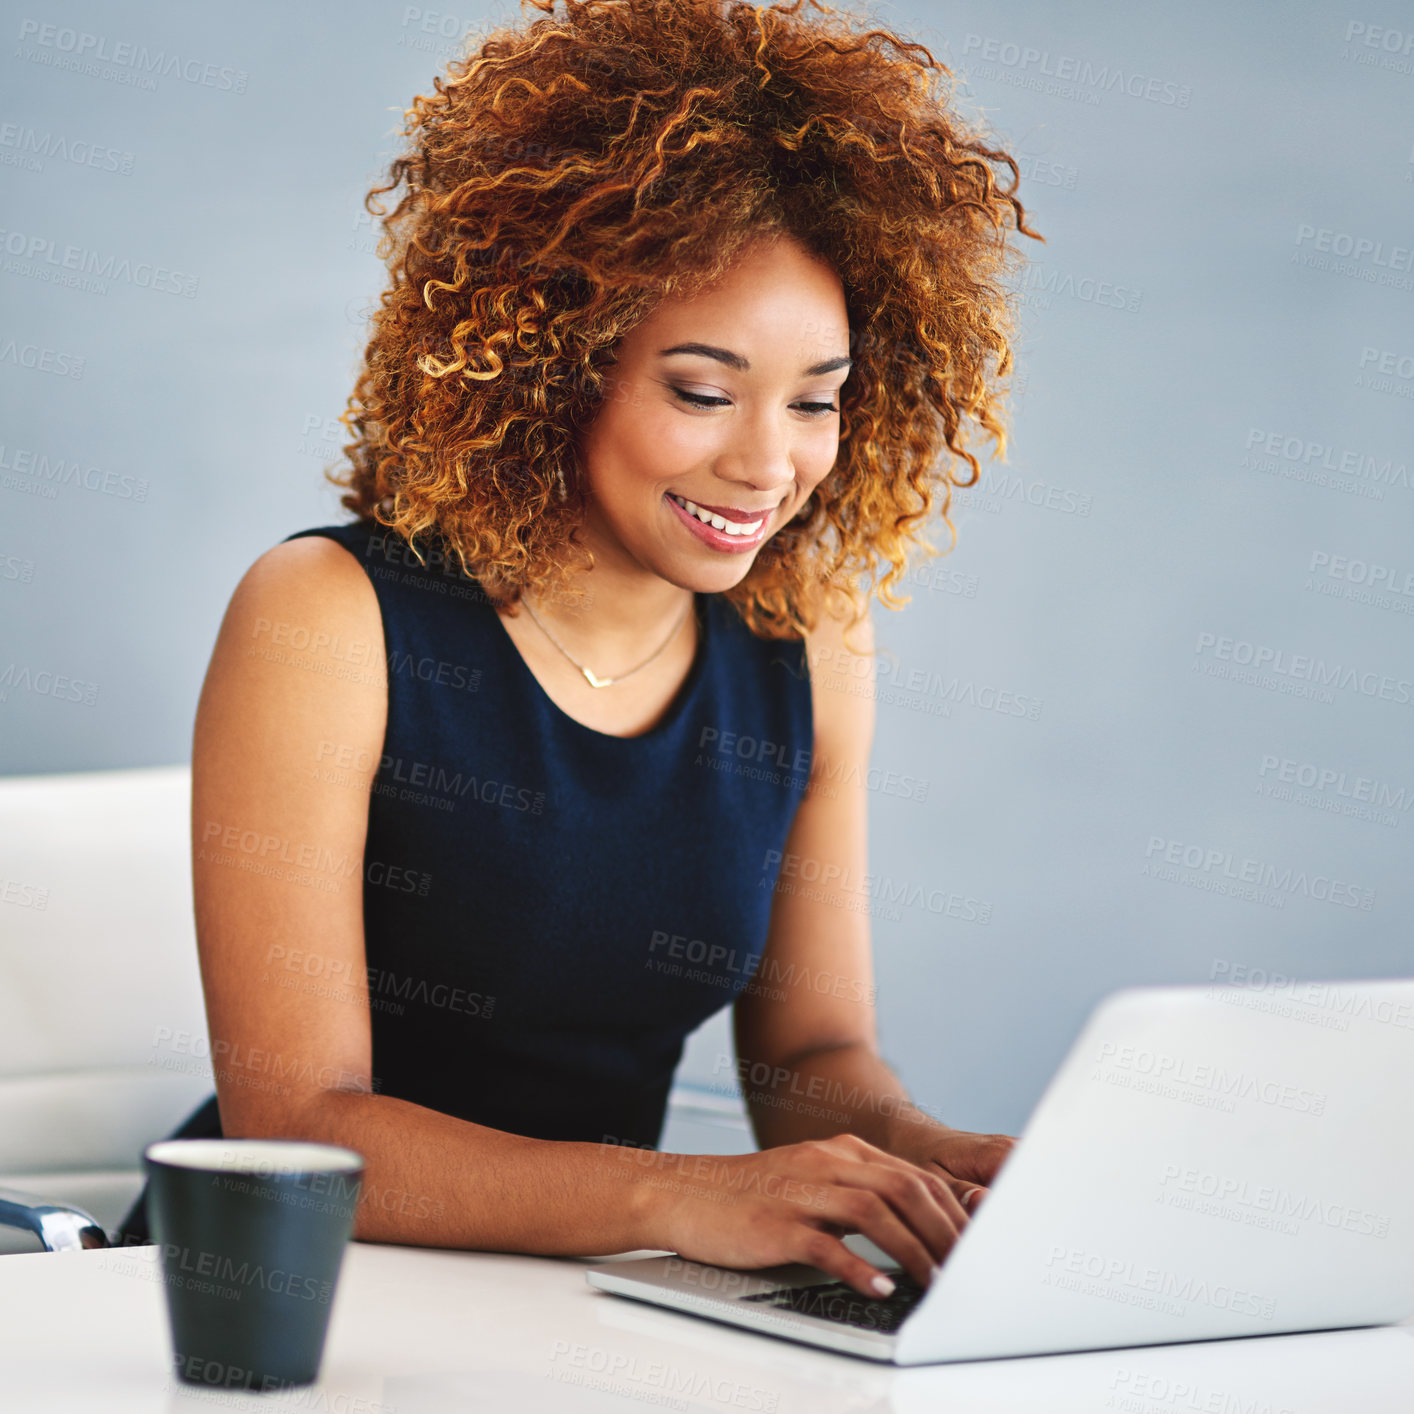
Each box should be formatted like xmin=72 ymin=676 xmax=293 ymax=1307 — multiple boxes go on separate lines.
xmin=667 ymin=492 xmax=771 ymax=536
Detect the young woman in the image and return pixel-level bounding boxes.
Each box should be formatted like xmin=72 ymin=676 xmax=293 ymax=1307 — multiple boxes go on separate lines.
xmin=122 ymin=0 xmax=1039 ymax=1302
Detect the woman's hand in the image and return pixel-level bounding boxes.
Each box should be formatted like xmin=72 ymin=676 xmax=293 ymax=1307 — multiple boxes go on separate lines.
xmin=647 ymin=1132 xmax=972 ymax=1298
xmin=883 ymin=1119 xmax=1017 ymax=1215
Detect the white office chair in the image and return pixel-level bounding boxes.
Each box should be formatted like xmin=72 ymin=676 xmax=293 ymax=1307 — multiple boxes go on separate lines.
xmin=0 ymin=766 xmax=214 ymax=1254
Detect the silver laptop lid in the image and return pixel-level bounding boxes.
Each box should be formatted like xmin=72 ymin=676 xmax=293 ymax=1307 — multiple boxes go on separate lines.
xmin=894 ymin=980 xmax=1414 ymax=1363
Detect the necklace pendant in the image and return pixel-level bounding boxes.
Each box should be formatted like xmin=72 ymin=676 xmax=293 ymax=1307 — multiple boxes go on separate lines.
xmin=580 ymin=666 xmax=614 ymax=689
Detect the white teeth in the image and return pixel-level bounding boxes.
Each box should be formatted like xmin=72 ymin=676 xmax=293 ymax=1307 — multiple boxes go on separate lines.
xmin=670 ymin=493 xmax=764 ymax=536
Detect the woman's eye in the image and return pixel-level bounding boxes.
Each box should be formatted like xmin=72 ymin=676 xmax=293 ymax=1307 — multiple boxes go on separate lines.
xmin=670 ymin=387 xmax=839 ymax=417
xmin=670 ymin=388 xmax=731 ymax=409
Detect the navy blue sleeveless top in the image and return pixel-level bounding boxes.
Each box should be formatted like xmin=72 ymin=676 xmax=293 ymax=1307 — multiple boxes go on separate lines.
xmin=176 ymin=517 xmax=808 ymax=1151
xmin=115 ymin=522 xmax=814 ymax=1244
xmin=288 ymin=519 xmax=813 ymax=1147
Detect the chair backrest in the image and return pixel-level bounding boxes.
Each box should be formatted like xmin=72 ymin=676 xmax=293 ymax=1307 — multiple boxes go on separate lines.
xmin=0 ymin=765 xmax=213 ymax=1251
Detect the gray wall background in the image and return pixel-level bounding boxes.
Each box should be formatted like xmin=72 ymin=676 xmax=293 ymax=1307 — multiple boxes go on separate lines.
xmin=3 ymin=1 xmax=1411 ymax=1137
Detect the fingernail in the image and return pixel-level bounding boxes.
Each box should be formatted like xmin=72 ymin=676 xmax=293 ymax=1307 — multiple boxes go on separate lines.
xmin=927 ymin=1264 xmax=941 ymax=1286
xmin=870 ymin=1274 xmax=896 ymax=1298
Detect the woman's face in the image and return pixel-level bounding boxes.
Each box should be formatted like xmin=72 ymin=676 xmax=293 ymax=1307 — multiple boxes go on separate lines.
xmin=576 ymin=233 xmax=852 ymax=596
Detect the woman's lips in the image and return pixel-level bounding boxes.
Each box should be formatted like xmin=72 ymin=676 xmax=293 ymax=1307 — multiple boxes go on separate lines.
xmin=664 ymin=491 xmax=773 ymax=553
xmin=679 ymin=497 xmax=779 ymax=521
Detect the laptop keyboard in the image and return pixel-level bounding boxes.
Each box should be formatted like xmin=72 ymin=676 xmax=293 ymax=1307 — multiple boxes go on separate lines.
xmin=738 ymin=1273 xmax=927 ymax=1334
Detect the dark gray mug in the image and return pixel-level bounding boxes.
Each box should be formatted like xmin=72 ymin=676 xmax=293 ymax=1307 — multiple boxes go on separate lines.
xmin=143 ymin=1138 xmax=364 ymax=1393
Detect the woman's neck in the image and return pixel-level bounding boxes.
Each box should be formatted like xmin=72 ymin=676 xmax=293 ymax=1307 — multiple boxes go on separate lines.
xmin=514 ymin=521 xmax=697 ymax=664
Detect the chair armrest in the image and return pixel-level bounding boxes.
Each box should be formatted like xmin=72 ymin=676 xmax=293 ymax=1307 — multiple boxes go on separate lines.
xmin=0 ymin=1186 xmax=111 ymax=1252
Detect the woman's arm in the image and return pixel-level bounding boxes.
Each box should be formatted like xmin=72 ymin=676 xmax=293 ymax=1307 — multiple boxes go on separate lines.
xmin=192 ymin=536 xmax=664 ymax=1254
xmin=732 ymin=586 xmax=1015 ymax=1208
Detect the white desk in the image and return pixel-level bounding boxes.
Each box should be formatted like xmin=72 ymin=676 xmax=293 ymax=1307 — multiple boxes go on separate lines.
xmin=2 ymin=1240 xmax=1412 ymax=1413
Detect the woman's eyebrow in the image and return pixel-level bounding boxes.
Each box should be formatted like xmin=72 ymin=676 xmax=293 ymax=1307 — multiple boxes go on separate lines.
xmin=657 ymin=342 xmax=852 ymax=377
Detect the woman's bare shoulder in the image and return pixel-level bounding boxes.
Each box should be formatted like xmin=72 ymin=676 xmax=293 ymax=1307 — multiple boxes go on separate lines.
xmin=231 ymin=532 xmax=380 ymax=630
xmin=200 ymin=532 xmax=387 ymax=753
xmin=212 ymin=533 xmax=383 ymax=671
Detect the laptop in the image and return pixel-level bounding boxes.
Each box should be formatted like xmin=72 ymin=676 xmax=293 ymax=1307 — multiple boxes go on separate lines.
xmin=586 ymin=980 xmax=1414 ymax=1362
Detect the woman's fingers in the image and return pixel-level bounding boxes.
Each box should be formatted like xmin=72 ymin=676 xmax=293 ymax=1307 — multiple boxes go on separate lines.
xmin=806 ymin=1184 xmax=940 ymax=1291
xmin=788 ymin=1226 xmax=913 ymax=1307
xmin=658 ymin=1134 xmax=989 ymax=1304
xmin=773 ymin=1136 xmax=975 ymax=1290
xmin=806 ymin=1134 xmax=973 ymax=1239
xmin=934 ymin=1171 xmax=989 ymax=1213
xmin=958 ymin=1183 xmax=987 ymax=1212
xmin=824 ymin=1156 xmax=966 ymax=1271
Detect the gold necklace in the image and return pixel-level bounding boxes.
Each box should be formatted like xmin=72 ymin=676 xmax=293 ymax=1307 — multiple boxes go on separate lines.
xmin=520 ymin=593 xmax=694 ymax=689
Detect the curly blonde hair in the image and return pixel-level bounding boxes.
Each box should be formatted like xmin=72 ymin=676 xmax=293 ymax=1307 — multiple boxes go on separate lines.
xmin=331 ymin=0 xmax=1041 ymax=639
